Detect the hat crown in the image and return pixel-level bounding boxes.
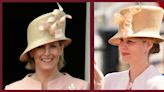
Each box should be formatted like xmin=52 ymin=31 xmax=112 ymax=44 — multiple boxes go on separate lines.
xmin=27 ymin=9 xmax=71 ymax=45
xmin=109 ymin=5 xmax=164 ymax=45
xmin=20 ymin=3 xmax=72 ymax=61
xmin=120 ymin=6 xmax=164 ymax=34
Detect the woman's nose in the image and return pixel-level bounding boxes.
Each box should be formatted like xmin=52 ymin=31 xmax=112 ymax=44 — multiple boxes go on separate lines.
xmin=44 ymin=46 xmax=50 ymax=56
xmin=119 ymin=41 xmax=127 ymax=50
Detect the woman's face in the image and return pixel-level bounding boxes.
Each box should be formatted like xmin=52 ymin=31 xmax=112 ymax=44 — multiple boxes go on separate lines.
xmin=118 ymin=38 xmax=152 ymax=64
xmin=30 ymin=41 xmax=64 ymax=71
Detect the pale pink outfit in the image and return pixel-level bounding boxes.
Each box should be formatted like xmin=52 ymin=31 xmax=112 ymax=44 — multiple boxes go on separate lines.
xmin=5 ymin=73 xmax=87 ymax=90
xmin=103 ymin=65 xmax=164 ymax=90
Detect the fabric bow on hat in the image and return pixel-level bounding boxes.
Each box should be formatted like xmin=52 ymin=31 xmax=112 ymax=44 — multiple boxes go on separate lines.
xmin=114 ymin=6 xmax=142 ymax=38
xmin=39 ymin=3 xmax=72 ymax=37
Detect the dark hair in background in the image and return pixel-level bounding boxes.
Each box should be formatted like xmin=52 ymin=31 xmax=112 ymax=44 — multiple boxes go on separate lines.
xmin=3 ymin=3 xmax=86 ymax=89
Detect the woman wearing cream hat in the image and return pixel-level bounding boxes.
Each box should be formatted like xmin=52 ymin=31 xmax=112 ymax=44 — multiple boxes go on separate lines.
xmin=95 ymin=5 xmax=164 ymax=90
xmin=5 ymin=3 xmax=87 ymax=90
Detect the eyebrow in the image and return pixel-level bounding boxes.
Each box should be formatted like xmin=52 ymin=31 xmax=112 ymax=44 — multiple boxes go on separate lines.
xmin=51 ymin=42 xmax=59 ymax=45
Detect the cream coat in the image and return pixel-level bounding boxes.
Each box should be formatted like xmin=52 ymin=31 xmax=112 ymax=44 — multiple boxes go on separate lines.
xmin=5 ymin=73 xmax=87 ymax=90
xmin=103 ymin=65 xmax=164 ymax=90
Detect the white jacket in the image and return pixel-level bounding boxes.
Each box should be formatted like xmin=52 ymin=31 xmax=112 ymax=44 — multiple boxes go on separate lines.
xmin=103 ymin=65 xmax=164 ymax=90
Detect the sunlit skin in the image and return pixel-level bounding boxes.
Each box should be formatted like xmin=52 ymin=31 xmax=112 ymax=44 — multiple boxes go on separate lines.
xmin=29 ymin=41 xmax=64 ymax=89
xmin=118 ymin=38 xmax=153 ymax=82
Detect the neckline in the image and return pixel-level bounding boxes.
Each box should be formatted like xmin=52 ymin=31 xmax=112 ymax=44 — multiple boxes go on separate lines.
xmin=26 ymin=72 xmax=68 ymax=83
xmin=126 ymin=65 xmax=160 ymax=89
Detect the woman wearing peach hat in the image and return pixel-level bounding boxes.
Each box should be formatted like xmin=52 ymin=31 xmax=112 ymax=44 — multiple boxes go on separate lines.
xmin=5 ymin=3 xmax=87 ymax=90
xmin=95 ymin=5 xmax=164 ymax=90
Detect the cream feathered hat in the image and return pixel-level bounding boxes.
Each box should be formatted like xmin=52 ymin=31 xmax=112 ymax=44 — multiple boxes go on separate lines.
xmin=20 ymin=3 xmax=72 ymax=62
xmin=108 ymin=5 xmax=164 ymax=46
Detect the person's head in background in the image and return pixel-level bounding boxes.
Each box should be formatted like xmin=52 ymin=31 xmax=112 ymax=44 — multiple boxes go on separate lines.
xmin=108 ymin=5 xmax=164 ymax=66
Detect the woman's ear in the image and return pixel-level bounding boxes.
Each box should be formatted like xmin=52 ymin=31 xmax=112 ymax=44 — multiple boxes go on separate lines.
xmin=146 ymin=39 xmax=153 ymax=52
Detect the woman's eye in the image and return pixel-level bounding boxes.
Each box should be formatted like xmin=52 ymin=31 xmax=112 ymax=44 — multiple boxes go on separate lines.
xmin=120 ymin=38 xmax=123 ymax=42
xmin=51 ymin=45 xmax=57 ymax=48
xmin=127 ymin=40 xmax=135 ymax=44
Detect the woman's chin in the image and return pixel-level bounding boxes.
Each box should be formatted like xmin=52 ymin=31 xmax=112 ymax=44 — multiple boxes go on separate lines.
xmin=121 ymin=58 xmax=130 ymax=64
xmin=40 ymin=66 xmax=55 ymax=71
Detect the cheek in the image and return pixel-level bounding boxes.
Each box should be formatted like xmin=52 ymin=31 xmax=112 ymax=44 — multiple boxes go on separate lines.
xmin=51 ymin=49 xmax=62 ymax=56
xmin=130 ymin=45 xmax=145 ymax=56
xmin=32 ymin=50 xmax=43 ymax=59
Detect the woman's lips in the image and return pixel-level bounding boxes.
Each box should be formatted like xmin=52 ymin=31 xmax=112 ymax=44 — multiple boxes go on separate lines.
xmin=41 ymin=58 xmax=53 ymax=62
xmin=121 ymin=52 xmax=130 ymax=56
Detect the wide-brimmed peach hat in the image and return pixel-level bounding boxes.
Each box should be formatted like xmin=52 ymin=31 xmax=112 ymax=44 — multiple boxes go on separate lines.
xmin=20 ymin=3 xmax=72 ymax=62
xmin=108 ymin=5 xmax=164 ymax=46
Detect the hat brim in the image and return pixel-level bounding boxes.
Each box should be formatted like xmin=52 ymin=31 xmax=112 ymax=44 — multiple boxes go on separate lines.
xmin=108 ymin=29 xmax=164 ymax=46
xmin=19 ymin=38 xmax=71 ymax=62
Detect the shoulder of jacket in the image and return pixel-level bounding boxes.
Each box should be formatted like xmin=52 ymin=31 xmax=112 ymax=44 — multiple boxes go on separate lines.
xmin=66 ymin=74 xmax=88 ymax=89
xmin=5 ymin=74 xmax=29 ymax=90
xmin=149 ymin=74 xmax=164 ymax=83
xmin=67 ymin=74 xmax=87 ymax=84
xmin=5 ymin=79 xmax=24 ymax=90
xmin=104 ymin=70 xmax=128 ymax=80
xmin=148 ymin=75 xmax=164 ymax=89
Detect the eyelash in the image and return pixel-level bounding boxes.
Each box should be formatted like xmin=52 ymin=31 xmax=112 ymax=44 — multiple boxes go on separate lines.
xmin=127 ymin=40 xmax=133 ymax=42
xmin=51 ymin=45 xmax=57 ymax=47
xmin=36 ymin=45 xmax=58 ymax=49
xmin=127 ymin=40 xmax=135 ymax=44
xmin=120 ymin=39 xmax=134 ymax=43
